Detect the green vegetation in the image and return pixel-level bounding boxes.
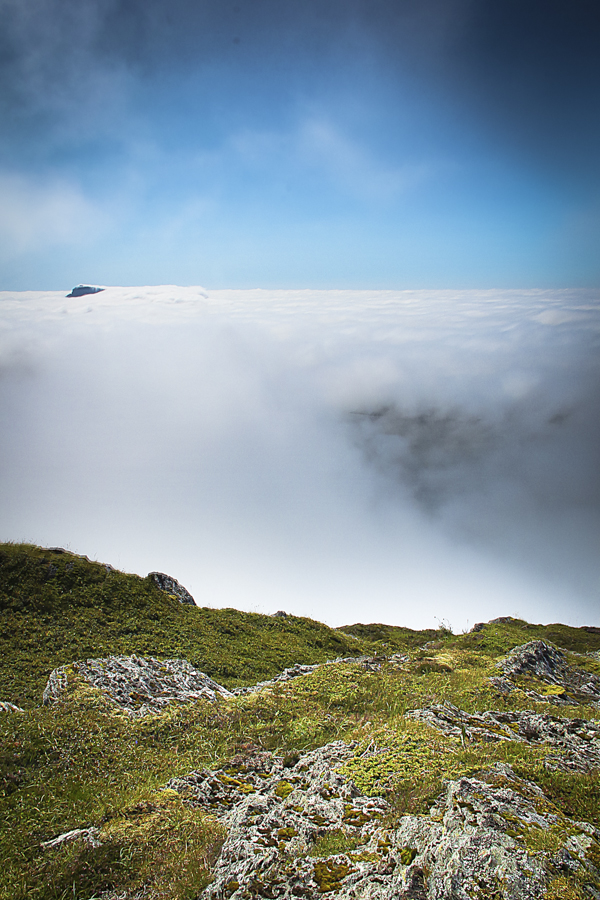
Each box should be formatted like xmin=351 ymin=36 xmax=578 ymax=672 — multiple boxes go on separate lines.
xmin=0 ymin=543 xmax=373 ymax=706
xmin=1 ymin=542 xmax=600 ymax=899
xmin=309 ymin=829 xmax=362 ymax=858
xmin=312 ymin=858 xmax=354 ymax=893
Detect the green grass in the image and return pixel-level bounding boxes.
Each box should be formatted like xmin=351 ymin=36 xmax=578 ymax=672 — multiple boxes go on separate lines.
xmin=2 ymin=542 xmax=600 ymax=899
xmin=0 ymin=543 xmax=377 ymax=706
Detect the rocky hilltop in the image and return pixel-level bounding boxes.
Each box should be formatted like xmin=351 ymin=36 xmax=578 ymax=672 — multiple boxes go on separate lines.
xmin=1 ymin=543 xmax=600 ymax=900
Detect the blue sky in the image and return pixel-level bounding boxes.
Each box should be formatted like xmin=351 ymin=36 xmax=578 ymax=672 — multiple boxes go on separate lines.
xmin=1 ymin=0 xmax=599 ymax=288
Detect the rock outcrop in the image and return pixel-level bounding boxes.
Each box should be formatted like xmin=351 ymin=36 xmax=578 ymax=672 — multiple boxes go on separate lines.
xmin=41 ymin=827 xmax=102 ymax=850
xmin=493 ymin=640 xmax=600 ymax=705
xmin=148 ymin=571 xmax=196 ymax=606
xmin=167 ymin=742 xmax=600 ymax=900
xmin=232 ymin=655 xmax=406 ymax=696
xmin=66 ymin=285 xmax=104 ymax=297
xmin=43 ymin=656 xmax=232 ymax=715
xmin=408 ymin=702 xmax=600 ymax=771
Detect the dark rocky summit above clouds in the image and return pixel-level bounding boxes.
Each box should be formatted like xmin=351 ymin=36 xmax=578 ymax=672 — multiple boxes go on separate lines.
xmin=66 ymin=285 xmax=105 ymax=297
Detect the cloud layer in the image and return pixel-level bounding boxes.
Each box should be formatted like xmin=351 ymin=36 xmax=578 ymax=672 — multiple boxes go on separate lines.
xmin=1 ymin=286 xmax=598 ymax=630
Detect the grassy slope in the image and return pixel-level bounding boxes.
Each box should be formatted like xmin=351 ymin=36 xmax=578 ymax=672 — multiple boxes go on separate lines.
xmin=2 ymin=542 xmax=600 ymax=900
xmin=0 ymin=543 xmax=377 ymax=706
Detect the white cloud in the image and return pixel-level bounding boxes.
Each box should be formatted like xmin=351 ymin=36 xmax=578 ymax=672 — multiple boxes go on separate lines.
xmin=0 ymin=286 xmax=598 ymax=630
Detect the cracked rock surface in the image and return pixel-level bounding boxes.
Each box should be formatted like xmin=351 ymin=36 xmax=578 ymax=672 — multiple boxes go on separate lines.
xmin=495 ymin=640 xmax=600 ymax=705
xmin=408 ymin=703 xmax=600 ymax=771
xmin=43 ymin=656 xmax=233 ymax=715
xmin=167 ymin=742 xmax=600 ymax=900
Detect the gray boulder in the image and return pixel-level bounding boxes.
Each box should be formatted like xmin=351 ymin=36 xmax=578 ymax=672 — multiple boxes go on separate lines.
xmin=148 ymin=571 xmax=196 ymax=606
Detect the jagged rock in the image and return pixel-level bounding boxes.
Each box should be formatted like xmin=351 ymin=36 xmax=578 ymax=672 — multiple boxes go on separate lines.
xmin=408 ymin=702 xmax=600 ymax=771
xmin=497 ymin=640 xmax=600 ymax=704
xmin=392 ymin=763 xmax=599 ymax=899
xmin=43 ymin=656 xmax=232 ymax=715
xmin=232 ymin=663 xmax=322 ymax=696
xmin=66 ymin=285 xmax=104 ymax=297
xmin=0 ymin=701 xmax=24 ymax=712
xmin=148 ymin=571 xmax=196 ymax=605
xmin=167 ymin=743 xmax=600 ymax=900
xmin=41 ymin=827 xmax=102 ymax=849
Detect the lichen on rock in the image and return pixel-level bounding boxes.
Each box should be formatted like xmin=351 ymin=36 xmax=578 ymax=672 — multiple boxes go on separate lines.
xmin=496 ymin=640 xmax=600 ymax=706
xmin=43 ymin=655 xmax=233 ymax=715
xmin=166 ymin=741 xmax=600 ymax=900
xmin=408 ymin=703 xmax=600 ymax=771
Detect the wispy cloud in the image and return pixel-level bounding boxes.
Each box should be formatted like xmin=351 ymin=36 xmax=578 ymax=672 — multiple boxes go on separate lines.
xmin=230 ymin=115 xmax=433 ymax=204
xmin=0 ymin=174 xmax=109 ymax=259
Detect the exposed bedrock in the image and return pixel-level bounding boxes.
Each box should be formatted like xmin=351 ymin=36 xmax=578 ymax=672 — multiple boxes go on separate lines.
xmin=148 ymin=571 xmax=196 ymax=605
xmin=493 ymin=640 xmax=600 ymax=705
xmin=42 ymin=655 xmax=233 ymax=715
xmin=166 ymin=742 xmax=600 ymax=900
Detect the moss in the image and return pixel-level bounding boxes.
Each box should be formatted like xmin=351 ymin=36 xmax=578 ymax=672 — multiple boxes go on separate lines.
xmin=217 ymin=773 xmax=256 ymax=794
xmin=377 ymin=836 xmax=392 ymax=854
xmin=277 ymin=827 xmax=297 ymax=841
xmin=342 ymin=805 xmax=373 ymax=827
xmin=543 ymin=876 xmax=588 ymax=899
xmin=399 ymin=847 xmax=418 ymax=866
xmin=309 ymin=830 xmax=363 ymax=858
xmin=349 ymin=850 xmax=379 ymax=863
xmin=313 ymin=859 xmax=354 ymax=892
xmin=274 ymin=780 xmax=294 ymax=800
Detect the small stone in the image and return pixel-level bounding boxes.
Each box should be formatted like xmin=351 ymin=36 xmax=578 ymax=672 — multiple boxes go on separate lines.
xmin=41 ymin=827 xmax=102 ymax=850
xmin=0 ymin=701 xmax=24 ymax=713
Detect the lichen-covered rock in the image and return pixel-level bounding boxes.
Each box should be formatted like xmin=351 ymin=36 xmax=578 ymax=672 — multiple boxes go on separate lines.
xmin=497 ymin=640 xmax=600 ymax=705
xmin=43 ymin=656 xmax=232 ymax=715
xmin=41 ymin=827 xmax=102 ymax=850
xmin=232 ymin=663 xmax=322 ymax=696
xmin=392 ymin=763 xmax=582 ymax=900
xmin=167 ymin=742 xmax=600 ymax=900
xmin=148 ymin=571 xmax=196 ymax=605
xmin=408 ymin=703 xmax=600 ymax=771
xmin=0 ymin=701 xmax=24 ymax=712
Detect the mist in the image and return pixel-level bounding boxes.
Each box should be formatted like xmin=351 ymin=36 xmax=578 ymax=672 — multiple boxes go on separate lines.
xmin=1 ymin=286 xmax=598 ymax=630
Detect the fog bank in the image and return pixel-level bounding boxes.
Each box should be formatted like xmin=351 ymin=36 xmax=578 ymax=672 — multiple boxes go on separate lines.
xmin=1 ymin=287 xmax=598 ymax=630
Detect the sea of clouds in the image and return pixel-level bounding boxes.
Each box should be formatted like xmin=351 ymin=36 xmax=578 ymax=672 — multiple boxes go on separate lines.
xmin=0 ymin=286 xmax=598 ymax=630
